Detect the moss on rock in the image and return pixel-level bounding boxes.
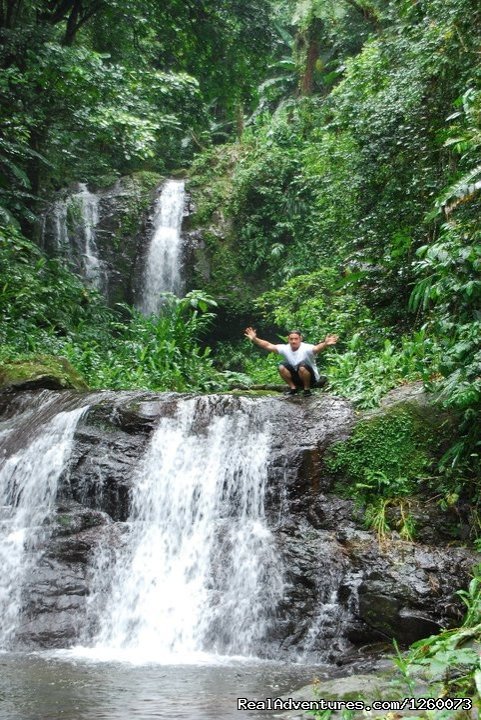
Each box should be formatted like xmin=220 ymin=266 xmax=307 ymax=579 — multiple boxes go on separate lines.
xmin=325 ymin=401 xmax=446 ymax=487
xmin=186 ymin=146 xmax=266 ymax=336
xmin=0 ymin=355 xmax=89 ymax=391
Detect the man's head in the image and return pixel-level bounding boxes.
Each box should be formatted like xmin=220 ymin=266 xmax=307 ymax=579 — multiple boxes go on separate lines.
xmin=287 ymin=330 xmax=303 ymax=350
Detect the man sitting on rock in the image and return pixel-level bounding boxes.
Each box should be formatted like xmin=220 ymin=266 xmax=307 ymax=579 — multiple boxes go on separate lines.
xmin=244 ymin=327 xmax=339 ymax=396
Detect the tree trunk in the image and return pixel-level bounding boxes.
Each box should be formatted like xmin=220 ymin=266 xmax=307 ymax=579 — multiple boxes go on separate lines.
xmin=297 ymin=17 xmax=323 ymax=97
xmin=1 ymin=0 xmax=23 ymax=29
xmin=235 ymin=101 xmax=244 ymax=140
xmin=63 ymin=0 xmax=80 ymax=45
xmin=300 ymin=33 xmax=320 ymax=96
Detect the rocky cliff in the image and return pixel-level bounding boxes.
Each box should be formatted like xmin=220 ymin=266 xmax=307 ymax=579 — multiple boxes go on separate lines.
xmin=0 ymin=386 xmax=476 ymax=658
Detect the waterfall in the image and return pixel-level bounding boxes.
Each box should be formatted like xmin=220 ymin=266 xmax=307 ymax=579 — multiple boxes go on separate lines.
xmin=76 ymin=183 xmax=104 ymax=290
xmin=51 ymin=199 xmax=71 ymax=258
xmin=0 ymin=403 xmax=88 ymax=648
xmin=300 ymin=559 xmax=361 ymax=661
xmin=86 ymin=396 xmax=283 ymax=661
xmin=139 ymin=179 xmax=185 ymax=314
xmin=43 ymin=184 xmax=106 ymax=292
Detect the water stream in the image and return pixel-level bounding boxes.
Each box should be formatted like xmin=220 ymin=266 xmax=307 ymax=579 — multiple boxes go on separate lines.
xmin=43 ymin=184 xmax=106 ymax=292
xmin=0 ymin=653 xmax=329 ymax=720
xmin=81 ymin=396 xmax=283 ymax=662
xmin=0 ymin=402 xmax=89 ymax=648
xmin=139 ymin=179 xmax=185 ymax=314
xmin=75 ymin=183 xmax=104 ymax=289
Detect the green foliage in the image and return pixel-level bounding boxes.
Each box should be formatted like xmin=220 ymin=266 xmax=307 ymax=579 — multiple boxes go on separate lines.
xmin=458 ymin=568 xmax=481 ymax=628
xmin=1 ymin=40 xmax=203 ymax=196
xmin=212 ymin=0 xmax=481 ymax=338
xmin=396 ymin=564 xmax=481 ymax=704
xmin=189 ymin=145 xmax=240 ymax=225
xmin=248 ymin=267 xmax=434 ymax=406
xmin=364 ymin=495 xmax=416 ymax=542
xmin=324 ymin=401 xmax=469 ymax=540
xmin=227 ymin=107 xmax=362 ymax=283
xmin=188 ymin=144 xmax=264 ymax=318
xmin=63 ymin=292 xmax=219 ymax=391
xmin=1 ymin=0 xmax=481 ymax=504
xmin=0 ymin=224 xmax=110 ymax=345
xmin=210 ymin=322 xmax=437 ymax=408
xmin=0 ymin=223 xmax=220 ymax=392
xmin=325 ymin=332 xmax=439 ymax=408
xmin=184 ymin=0 xmax=481 ymax=505
xmin=376 ymin=564 xmax=481 ymax=719
xmin=409 ymin=79 xmax=481 ymax=478
xmin=229 ymin=128 xmax=305 ymax=278
xmin=326 ymin=407 xmax=435 ymax=492
xmin=90 ymin=0 xmax=278 ymax=123
xmin=0 ymin=0 xmax=281 ymax=229
xmin=255 ymin=267 xmax=372 ymax=341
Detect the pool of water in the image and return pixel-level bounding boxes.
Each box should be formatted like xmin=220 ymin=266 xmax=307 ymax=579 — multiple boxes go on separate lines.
xmin=0 ymin=652 xmax=332 ymax=720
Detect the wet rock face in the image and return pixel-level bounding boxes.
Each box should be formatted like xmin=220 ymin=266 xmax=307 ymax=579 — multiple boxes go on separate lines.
xmin=41 ymin=175 xmax=198 ymax=308
xmin=264 ymin=394 xmax=355 ymax=512
xmin=16 ymin=504 xmax=121 ymax=649
xmin=343 ymin=531 xmax=474 ymax=645
xmin=0 ymin=388 xmax=477 ymax=655
xmin=272 ymin=520 xmax=477 ymax=661
xmin=41 ymin=174 xmax=161 ymax=306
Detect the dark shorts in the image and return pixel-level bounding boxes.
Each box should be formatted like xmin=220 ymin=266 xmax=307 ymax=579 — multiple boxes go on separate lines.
xmin=278 ymin=361 xmax=316 ymax=388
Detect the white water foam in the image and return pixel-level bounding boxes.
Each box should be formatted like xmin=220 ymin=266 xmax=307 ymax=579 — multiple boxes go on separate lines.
xmin=0 ymin=405 xmax=88 ymax=648
xmin=139 ymin=179 xmax=185 ymax=314
xmin=83 ymin=397 xmax=283 ymax=663
xmin=45 ymin=184 xmax=106 ymax=291
xmin=76 ymin=183 xmax=105 ymax=289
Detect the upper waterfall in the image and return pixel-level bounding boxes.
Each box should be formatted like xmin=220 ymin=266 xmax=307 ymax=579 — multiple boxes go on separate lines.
xmin=76 ymin=183 xmax=104 ymax=290
xmin=138 ymin=179 xmax=186 ymax=314
xmin=44 ymin=183 xmax=107 ymax=292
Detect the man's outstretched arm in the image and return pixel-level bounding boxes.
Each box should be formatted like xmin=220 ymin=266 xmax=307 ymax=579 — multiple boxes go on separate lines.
xmin=244 ymin=327 xmax=279 ymax=353
xmin=313 ymin=334 xmax=339 ymax=354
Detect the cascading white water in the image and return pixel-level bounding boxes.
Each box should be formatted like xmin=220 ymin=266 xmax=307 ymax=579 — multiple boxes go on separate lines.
xmin=51 ymin=199 xmax=71 ymax=258
xmin=0 ymin=405 xmax=87 ymax=648
xmin=139 ymin=179 xmax=185 ymax=314
xmin=43 ymin=184 xmax=105 ymax=291
xmin=300 ymin=561 xmax=360 ymax=660
xmin=76 ymin=183 xmax=104 ymax=290
xmin=86 ymin=396 xmax=283 ymax=661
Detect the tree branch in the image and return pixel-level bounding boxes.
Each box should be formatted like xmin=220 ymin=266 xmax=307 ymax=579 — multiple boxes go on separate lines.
xmin=63 ymin=0 xmax=103 ymax=44
xmin=43 ymin=0 xmax=75 ymax=25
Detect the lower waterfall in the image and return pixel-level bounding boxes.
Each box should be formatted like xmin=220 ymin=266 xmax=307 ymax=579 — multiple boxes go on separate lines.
xmin=0 ymin=403 xmax=88 ymax=649
xmin=0 ymin=388 xmax=471 ymax=719
xmin=84 ymin=396 xmax=283 ymax=661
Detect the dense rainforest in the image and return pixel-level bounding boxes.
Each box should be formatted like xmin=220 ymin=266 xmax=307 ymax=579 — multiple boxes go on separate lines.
xmin=1 ymin=0 xmax=481 ymax=705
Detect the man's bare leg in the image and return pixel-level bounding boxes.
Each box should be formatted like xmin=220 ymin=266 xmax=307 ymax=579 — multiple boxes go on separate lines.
xmin=298 ymin=366 xmax=311 ymax=390
xmin=278 ymin=364 xmax=297 ymax=390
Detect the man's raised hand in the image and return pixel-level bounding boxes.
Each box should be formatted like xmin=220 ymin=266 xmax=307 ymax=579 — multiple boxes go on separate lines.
xmin=324 ymin=334 xmax=339 ymax=346
xmin=244 ymin=327 xmax=257 ymax=341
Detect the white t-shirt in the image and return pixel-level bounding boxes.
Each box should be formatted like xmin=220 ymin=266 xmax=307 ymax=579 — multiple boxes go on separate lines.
xmin=275 ymin=342 xmax=320 ymax=381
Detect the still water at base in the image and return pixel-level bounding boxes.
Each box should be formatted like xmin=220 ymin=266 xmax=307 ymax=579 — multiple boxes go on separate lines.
xmin=0 ymin=653 xmax=328 ymax=720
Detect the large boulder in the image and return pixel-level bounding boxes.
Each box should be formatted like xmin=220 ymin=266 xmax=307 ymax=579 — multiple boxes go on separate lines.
xmin=0 ymin=356 xmax=88 ymax=392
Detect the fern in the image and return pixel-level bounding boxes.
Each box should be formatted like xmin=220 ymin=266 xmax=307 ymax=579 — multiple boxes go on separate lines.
xmin=435 ymin=164 xmax=481 ymax=216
